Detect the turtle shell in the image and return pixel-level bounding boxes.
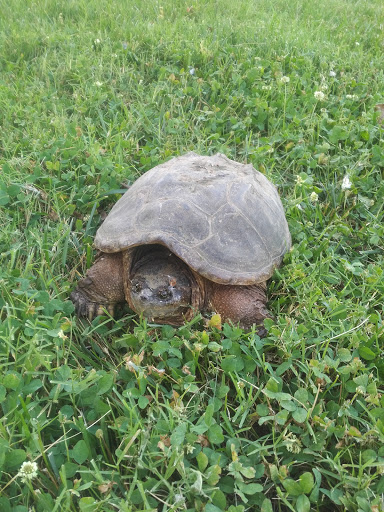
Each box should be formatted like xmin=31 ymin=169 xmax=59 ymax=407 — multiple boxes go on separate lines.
xmin=95 ymin=152 xmax=291 ymax=285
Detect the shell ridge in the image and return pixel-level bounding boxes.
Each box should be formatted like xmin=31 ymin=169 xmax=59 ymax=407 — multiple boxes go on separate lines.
xmin=227 ymin=181 xmax=273 ymax=261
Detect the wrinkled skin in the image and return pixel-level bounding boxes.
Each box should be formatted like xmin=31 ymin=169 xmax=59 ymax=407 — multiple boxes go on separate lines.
xmin=125 ymin=246 xmax=197 ymax=324
xmin=71 ymin=245 xmax=271 ymax=332
xmin=70 ymin=252 xmax=125 ymax=319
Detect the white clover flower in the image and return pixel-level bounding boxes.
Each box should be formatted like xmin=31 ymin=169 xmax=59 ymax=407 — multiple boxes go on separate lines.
xmin=262 ymin=85 xmax=272 ymax=90
xmin=310 ymin=191 xmax=319 ymax=202
xmin=279 ymin=75 xmax=290 ymax=84
xmin=95 ymin=81 xmax=103 ymax=87
xmin=283 ymin=433 xmax=302 ymax=454
xmin=189 ymin=67 xmax=195 ymax=75
xmin=346 ymin=94 xmax=358 ymax=100
xmin=57 ymin=330 xmax=68 ymax=340
xmin=329 ymin=70 xmax=336 ymax=77
xmin=286 ymin=442 xmax=302 ymax=453
xmin=295 ymin=175 xmax=305 ymax=186
xmin=185 ymin=444 xmax=195 ymax=454
xmin=342 ymin=175 xmax=352 ymax=190
xmin=94 ymin=38 xmax=101 ymax=45
xmin=314 ymin=91 xmax=326 ymax=101
xmin=320 ymin=84 xmax=328 ymax=91
xmin=17 ymin=461 xmax=38 ymax=483
xmin=355 ymin=41 xmax=360 ymax=46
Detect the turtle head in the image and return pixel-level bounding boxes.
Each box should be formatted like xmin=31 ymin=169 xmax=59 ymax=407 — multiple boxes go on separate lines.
xmin=127 ymin=246 xmax=193 ymax=324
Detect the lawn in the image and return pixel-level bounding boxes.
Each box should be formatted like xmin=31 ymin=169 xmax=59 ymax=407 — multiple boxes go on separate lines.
xmin=0 ymin=0 xmax=384 ymax=510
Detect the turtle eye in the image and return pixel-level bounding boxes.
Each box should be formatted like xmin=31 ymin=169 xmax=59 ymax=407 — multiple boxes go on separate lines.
xmin=158 ymin=288 xmax=171 ymax=299
xmin=133 ymin=282 xmax=142 ymax=293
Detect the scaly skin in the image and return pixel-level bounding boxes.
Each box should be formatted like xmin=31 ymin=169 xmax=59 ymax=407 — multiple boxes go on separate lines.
xmin=208 ymin=281 xmax=271 ymax=332
xmin=70 ymin=252 xmax=125 ymax=319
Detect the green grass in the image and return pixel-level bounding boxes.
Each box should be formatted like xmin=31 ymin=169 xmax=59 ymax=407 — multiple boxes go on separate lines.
xmin=0 ymin=0 xmax=384 ymax=510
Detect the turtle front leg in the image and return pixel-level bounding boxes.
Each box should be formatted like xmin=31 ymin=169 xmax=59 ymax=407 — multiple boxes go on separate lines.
xmin=209 ymin=282 xmax=271 ymax=335
xmin=71 ymin=253 xmax=126 ymax=320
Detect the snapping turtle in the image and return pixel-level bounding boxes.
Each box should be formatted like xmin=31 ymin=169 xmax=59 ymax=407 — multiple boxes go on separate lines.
xmin=71 ymin=152 xmax=291 ymax=330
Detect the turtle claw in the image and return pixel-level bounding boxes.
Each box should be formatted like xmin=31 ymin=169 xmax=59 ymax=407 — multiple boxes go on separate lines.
xmin=70 ymin=289 xmax=89 ymax=317
xmin=70 ymin=289 xmax=114 ymax=320
xmin=255 ymin=325 xmax=268 ymax=338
